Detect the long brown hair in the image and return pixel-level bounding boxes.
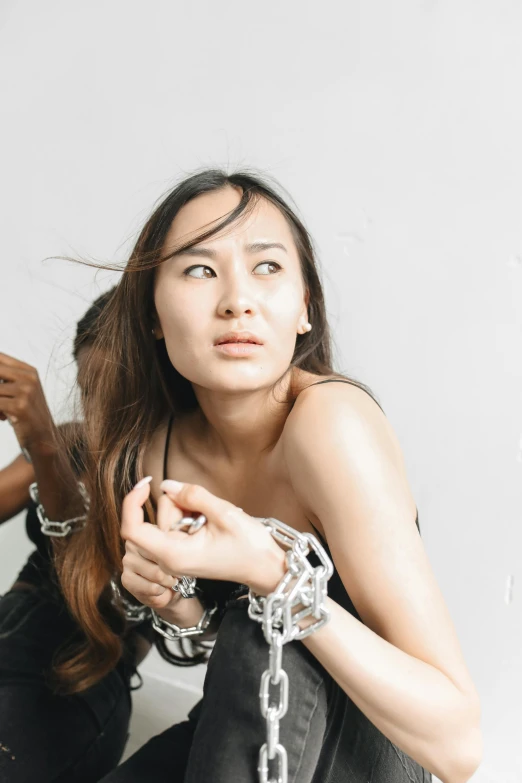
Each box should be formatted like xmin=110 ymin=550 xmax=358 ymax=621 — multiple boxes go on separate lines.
xmin=54 ymin=169 xmax=380 ymax=693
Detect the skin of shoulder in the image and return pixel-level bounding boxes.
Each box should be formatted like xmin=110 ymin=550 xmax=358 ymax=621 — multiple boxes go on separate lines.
xmin=281 ymin=380 xmax=417 ymax=538
xmin=281 ymin=381 xmax=478 ymax=698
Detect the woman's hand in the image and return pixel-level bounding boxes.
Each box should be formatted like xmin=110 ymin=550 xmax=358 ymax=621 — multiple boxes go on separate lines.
xmin=121 ymin=478 xmax=287 ymax=595
xmin=0 ymin=353 xmax=56 ymax=456
xmin=121 ymin=538 xmax=182 ymax=611
xmin=120 ymin=479 xmax=193 ymax=611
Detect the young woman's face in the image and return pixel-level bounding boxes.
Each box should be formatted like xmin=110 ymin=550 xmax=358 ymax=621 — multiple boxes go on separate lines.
xmin=153 ymin=186 xmax=309 ymax=393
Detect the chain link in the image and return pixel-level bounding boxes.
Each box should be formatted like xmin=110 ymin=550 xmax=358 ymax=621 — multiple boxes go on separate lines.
xmin=151 ymin=601 xmax=217 ymax=640
xmin=29 ymin=481 xmax=89 ymax=537
xmin=110 ymin=578 xmax=151 ymax=624
xmin=248 ymin=517 xmax=333 ymax=783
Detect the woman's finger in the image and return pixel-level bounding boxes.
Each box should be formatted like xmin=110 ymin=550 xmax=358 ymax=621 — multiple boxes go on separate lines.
xmin=0 ymin=353 xmax=34 ymax=372
xmin=122 ymin=483 xmax=198 ymax=573
xmin=121 ymin=570 xmax=166 ymax=597
xmin=122 ymin=549 xmax=176 ymax=589
xmin=121 ymin=476 xmax=154 ymax=540
xmin=0 ymin=378 xmax=17 ymax=396
xmin=0 ymin=398 xmax=17 ymax=415
xmin=125 ymin=540 xmax=162 ymax=563
xmin=120 ymin=571 xmax=173 ymax=609
xmin=156 ymin=492 xmax=183 ymax=533
xmin=159 ymin=480 xmax=239 ymax=527
xmin=0 ymin=364 xmax=23 ymax=383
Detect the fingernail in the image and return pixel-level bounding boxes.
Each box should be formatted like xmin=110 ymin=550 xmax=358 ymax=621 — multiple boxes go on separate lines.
xmin=134 ymin=476 xmax=153 ymax=490
xmin=160 ymin=479 xmax=184 ymax=493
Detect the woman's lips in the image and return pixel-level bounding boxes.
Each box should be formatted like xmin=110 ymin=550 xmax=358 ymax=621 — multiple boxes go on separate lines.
xmin=214 ymin=342 xmax=263 ymax=356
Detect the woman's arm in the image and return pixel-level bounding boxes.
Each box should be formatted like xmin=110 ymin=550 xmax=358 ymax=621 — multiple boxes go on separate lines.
xmin=0 ymin=353 xmax=84 ymax=521
xmin=281 ymin=383 xmax=482 ymax=783
xmin=0 ymin=454 xmax=34 ymax=524
xmin=120 ymin=407 xmax=482 ymax=781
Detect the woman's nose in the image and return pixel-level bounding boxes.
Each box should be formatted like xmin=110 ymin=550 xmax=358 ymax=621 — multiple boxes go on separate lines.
xmin=217 ymin=272 xmax=257 ymax=317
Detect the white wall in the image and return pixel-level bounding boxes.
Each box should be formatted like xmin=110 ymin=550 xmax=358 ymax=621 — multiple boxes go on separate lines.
xmin=0 ymin=2 xmax=521 ymax=780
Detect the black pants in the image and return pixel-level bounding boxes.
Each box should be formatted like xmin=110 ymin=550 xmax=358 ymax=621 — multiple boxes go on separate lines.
xmin=0 ymin=588 xmax=131 ymax=783
xmin=101 ymin=597 xmax=432 ymax=783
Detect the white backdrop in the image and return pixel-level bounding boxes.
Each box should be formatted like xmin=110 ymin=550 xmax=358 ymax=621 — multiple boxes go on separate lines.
xmin=0 ymin=2 xmax=521 ymax=781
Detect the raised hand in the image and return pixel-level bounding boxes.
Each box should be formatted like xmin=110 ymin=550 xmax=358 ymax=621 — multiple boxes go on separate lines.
xmin=121 ymin=477 xmax=286 ymax=596
xmin=0 ymin=353 xmax=56 ymax=456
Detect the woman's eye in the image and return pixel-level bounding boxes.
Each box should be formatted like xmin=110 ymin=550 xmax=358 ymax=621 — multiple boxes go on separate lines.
xmin=184 ymin=265 xmax=215 ymax=279
xmin=255 ymin=261 xmax=281 ymax=275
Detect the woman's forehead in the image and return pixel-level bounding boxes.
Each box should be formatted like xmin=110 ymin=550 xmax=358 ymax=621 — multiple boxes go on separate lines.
xmin=164 ymin=187 xmax=294 ymax=250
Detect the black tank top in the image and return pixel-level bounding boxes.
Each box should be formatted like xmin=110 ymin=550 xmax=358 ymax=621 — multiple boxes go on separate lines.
xmin=162 ymin=379 xmax=422 ymax=621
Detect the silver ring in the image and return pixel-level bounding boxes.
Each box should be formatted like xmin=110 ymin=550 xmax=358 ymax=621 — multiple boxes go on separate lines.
xmin=172 ymin=575 xmax=197 ymax=598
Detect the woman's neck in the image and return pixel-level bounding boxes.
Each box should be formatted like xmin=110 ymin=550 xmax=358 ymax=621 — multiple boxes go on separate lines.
xmin=186 ymin=387 xmax=291 ymax=466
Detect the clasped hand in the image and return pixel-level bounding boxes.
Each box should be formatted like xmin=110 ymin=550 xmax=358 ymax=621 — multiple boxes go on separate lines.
xmin=120 ymin=478 xmax=287 ymax=610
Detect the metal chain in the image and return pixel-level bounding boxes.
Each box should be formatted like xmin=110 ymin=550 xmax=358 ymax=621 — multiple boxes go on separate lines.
xmin=151 ymin=600 xmax=217 ymax=640
xmin=172 ymin=575 xmax=197 ymax=598
xmin=29 ymin=481 xmax=89 ymax=537
xmin=248 ymin=517 xmax=333 ymax=783
xmin=110 ymin=578 xmax=151 ymax=624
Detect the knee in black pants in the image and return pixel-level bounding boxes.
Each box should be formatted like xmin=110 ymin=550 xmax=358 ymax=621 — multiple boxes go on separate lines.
xmin=183 ymin=600 xmax=328 ymax=783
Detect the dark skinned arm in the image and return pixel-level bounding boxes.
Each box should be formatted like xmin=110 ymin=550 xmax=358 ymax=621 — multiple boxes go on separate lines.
xmin=0 ymin=454 xmax=34 ymax=524
xmin=0 ymin=353 xmax=84 ymax=521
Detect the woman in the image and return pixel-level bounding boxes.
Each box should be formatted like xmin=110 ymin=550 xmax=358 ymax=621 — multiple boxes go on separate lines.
xmin=0 ymin=291 xmax=152 ymax=783
xmin=62 ymin=170 xmax=482 ymax=782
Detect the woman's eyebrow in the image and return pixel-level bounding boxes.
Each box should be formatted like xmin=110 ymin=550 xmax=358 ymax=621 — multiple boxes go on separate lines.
xmin=173 ymin=241 xmax=288 ymax=260
xmin=245 ymin=241 xmax=288 ymax=254
xmin=173 ymin=246 xmax=217 ymax=259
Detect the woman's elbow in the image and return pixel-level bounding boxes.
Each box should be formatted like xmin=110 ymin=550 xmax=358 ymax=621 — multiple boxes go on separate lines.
xmin=440 ymin=697 xmax=483 ymax=783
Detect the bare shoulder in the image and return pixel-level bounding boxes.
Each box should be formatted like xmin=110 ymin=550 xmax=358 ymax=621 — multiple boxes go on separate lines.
xmin=281 ymin=373 xmax=418 ymax=547
xmin=283 ymin=376 xmax=404 ymax=471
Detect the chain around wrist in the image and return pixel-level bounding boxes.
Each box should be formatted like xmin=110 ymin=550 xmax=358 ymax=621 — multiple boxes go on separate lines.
xmin=151 ymin=600 xmax=218 ymax=641
xmin=246 ymin=521 xmax=287 ymax=596
xmin=29 ymin=481 xmax=89 ymax=537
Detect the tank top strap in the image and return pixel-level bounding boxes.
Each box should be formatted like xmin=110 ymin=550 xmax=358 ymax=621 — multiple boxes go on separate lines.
xmin=163 ymin=413 xmax=175 ymax=481
xmin=303 ymin=378 xmax=385 ymax=414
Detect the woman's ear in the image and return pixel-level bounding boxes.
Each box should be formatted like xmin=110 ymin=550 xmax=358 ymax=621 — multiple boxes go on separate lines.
xmin=151 ymin=314 xmax=164 ymax=340
xmin=298 ymin=289 xmax=310 ymax=334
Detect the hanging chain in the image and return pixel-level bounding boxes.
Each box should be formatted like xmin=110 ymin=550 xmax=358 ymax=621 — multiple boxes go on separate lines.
xmin=248 ymin=518 xmax=333 ymax=783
